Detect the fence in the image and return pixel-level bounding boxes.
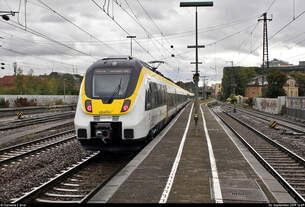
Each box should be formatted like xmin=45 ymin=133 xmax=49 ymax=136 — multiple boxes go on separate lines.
xmin=0 ymin=95 xmax=78 ymax=107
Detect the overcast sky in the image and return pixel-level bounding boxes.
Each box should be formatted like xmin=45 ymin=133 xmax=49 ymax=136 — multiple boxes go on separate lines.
xmin=0 ymin=0 xmax=305 ymax=86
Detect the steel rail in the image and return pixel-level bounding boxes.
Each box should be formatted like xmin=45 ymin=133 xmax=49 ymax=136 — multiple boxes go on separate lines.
xmin=221 ymin=104 xmax=305 ymax=134
xmin=0 ymin=135 xmax=76 ymax=165
xmin=220 ymin=101 xmax=305 ymax=129
xmin=0 ymin=112 xmax=74 ymax=130
xmin=11 ymin=151 xmax=100 ymax=204
xmin=224 ymin=111 xmax=305 ymax=166
xmin=211 ymin=108 xmax=305 ymax=203
xmin=0 ymin=130 xmax=74 ymax=154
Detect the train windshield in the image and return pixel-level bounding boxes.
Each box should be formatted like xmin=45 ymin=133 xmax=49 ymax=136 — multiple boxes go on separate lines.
xmin=92 ymin=68 xmax=131 ymax=98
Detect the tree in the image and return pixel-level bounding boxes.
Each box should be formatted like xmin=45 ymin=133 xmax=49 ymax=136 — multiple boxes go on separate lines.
xmin=289 ymin=71 xmax=305 ymax=96
xmin=234 ymin=67 xmax=258 ymax=96
xmin=265 ymin=68 xmax=287 ymax=98
xmin=221 ymin=67 xmax=258 ymax=99
xmin=14 ymin=67 xmax=24 ymax=95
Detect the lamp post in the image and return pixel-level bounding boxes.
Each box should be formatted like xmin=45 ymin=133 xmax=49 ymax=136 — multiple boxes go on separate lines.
xmin=126 ymin=35 xmax=136 ymax=57
xmin=180 ymin=1 xmax=213 ymax=133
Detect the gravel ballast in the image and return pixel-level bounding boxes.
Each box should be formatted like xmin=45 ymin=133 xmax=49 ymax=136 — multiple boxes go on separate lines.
xmin=0 ymin=140 xmax=90 ymax=203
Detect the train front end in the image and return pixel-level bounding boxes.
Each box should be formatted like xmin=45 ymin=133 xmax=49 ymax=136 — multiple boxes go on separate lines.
xmin=74 ymin=57 xmax=146 ymax=151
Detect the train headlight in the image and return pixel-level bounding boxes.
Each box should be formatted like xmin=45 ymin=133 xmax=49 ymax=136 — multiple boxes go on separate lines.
xmin=85 ymin=100 xmax=92 ymax=112
xmin=121 ymin=100 xmax=131 ymax=112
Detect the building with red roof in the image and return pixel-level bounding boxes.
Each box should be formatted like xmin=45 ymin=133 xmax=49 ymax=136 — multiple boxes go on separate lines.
xmin=0 ymin=76 xmax=16 ymax=89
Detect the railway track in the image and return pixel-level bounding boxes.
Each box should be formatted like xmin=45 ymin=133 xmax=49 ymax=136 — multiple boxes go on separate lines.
xmin=11 ymin=151 xmax=134 ymax=204
xmin=0 ymin=130 xmax=76 ymax=166
xmin=221 ymin=102 xmax=305 ymax=132
xmin=223 ymin=106 xmax=305 ymax=135
xmin=0 ymin=104 xmax=75 ymax=117
xmin=0 ymin=112 xmax=75 ymax=131
xmin=210 ymin=105 xmax=305 ymax=203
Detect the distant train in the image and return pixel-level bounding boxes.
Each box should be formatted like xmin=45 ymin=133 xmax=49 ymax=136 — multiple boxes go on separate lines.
xmin=74 ymin=56 xmax=193 ymax=151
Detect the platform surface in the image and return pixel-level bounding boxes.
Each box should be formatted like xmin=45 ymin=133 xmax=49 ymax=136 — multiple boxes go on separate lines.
xmin=89 ymin=102 xmax=295 ymax=203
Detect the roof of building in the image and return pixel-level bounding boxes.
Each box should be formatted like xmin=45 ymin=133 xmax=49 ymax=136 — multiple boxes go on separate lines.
xmin=0 ymin=76 xmax=15 ymax=88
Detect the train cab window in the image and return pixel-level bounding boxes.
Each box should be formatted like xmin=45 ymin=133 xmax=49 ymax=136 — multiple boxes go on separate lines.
xmin=92 ymin=69 xmax=131 ymax=99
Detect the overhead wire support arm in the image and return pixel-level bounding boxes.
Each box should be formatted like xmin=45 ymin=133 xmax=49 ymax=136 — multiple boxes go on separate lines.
xmin=0 ymin=10 xmax=19 ymax=21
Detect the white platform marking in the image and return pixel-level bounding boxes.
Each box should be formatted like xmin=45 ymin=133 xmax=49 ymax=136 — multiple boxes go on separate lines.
xmin=200 ymin=104 xmax=223 ymax=203
xmin=159 ymin=103 xmax=194 ymax=203
xmin=88 ymin=104 xmax=188 ymax=203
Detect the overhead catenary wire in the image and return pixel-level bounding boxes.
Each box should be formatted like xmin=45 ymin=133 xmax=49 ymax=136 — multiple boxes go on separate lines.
xmin=90 ymin=0 xmax=156 ymax=60
xmin=245 ymin=9 xmax=305 ymax=59
xmin=114 ymin=0 xmax=169 ymax=59
xmin=269 ymin=10 xmax=305 ymax=41
xmin=135 ymin=0 xmax=188 ymax=61
xmin=234 ymin=1 xmax=279 ymax=66
xmin=0 ymin=38 xmax=84 ymax=74
xmin=236 ymin=22 xmax=260 ymax=55
xmin=0 ymin=26 xmax=81 ymax=69
xmin=0 ymin=19 xmax=97 ymax=59
xmin=0 ymin=45 xmax=74 ymax=69
xmin=136 ymin=0 xmax=171 ymax=46
xmin=266 ymin=0 xmax=277 ymax=12
xmin=152 ymin=14 xmax=260 ymax=45
xmin=206 ymin=23 xmax=257 ymax=47
xmin=35 ymin=0 xmax=119 ymax=53
xmin=124 ymin=0 xmax=175 ymax=58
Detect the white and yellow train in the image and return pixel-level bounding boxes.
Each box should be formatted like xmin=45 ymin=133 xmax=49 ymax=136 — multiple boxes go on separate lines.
xmin=74 ymin=56 xmax=193 ymax=151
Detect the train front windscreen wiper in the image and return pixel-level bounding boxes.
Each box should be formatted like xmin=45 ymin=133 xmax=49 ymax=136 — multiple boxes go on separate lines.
xmin=107 ymin=77 xmax=122 ymax=103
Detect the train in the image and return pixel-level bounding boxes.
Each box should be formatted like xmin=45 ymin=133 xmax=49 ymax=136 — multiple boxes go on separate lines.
xmin=74 ymin=56 xmax=193 ymax=151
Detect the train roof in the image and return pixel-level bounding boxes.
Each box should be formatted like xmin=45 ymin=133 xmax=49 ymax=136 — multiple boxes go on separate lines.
xmin=87 ymin=56 xmax=193 ymax=95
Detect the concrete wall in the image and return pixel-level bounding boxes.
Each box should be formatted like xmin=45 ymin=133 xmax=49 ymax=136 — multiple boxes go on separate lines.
xmin=286 ymin=96 xmax=305 ymax=110
xmin=253 ymin=96 xmax=285 ymax=114
xmin=0 ymin=95 xmax=78 ymax=107
xmin=285 ymin=97 xmax=305 ymax=119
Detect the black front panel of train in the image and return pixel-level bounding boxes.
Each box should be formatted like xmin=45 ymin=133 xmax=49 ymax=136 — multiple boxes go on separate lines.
xmin=90 ymin=122 xmax=122 ymax=143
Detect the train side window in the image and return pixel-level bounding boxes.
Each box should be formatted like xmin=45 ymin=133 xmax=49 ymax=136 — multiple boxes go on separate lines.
xmin=163 ymin=86 xmax=167 ymax=105
xmin=158 ymin=84 xmax=163 ymax=106
xmin=145 ymin=85 xmax=152 ymax=110
xmin=150 ymin=83 xmax=158 ymax=108
xmin=155 ymin=83 xmax=160 ymax=106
